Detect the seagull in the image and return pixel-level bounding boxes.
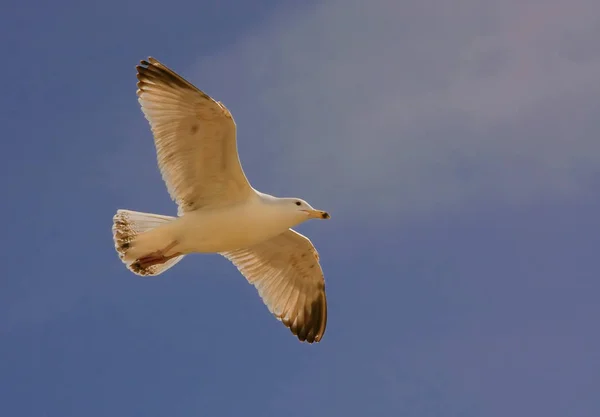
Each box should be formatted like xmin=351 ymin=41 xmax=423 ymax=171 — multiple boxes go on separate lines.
xmin=112 ymin=57 xmax=331 ymax=343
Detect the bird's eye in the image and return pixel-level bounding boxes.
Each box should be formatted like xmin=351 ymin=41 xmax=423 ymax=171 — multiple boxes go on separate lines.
xmin=295 ymin=201 xmax=301 ymax=206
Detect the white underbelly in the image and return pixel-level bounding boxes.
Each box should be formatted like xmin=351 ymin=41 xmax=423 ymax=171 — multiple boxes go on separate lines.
xmin=170 ymin=205 xmax=288 ymax=254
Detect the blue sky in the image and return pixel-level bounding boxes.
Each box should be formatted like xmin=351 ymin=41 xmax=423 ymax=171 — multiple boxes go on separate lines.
xmin=1 ymin=0 xmax=600 ymax=415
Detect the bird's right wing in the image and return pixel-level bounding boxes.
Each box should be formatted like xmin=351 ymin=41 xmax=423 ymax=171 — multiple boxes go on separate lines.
xmin=136 ymin=58 xmax=254 ymax=213
xmin=221 ymin=229 xmax=328 ymax=343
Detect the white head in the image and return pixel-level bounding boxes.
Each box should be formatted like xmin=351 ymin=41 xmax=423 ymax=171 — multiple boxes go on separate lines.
xmin=260 ymin=194 xmax=331 ymax=227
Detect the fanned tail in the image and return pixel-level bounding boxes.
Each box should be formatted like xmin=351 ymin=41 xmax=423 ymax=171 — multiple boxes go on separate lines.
xmin=112 ymin=209 xmax=184 ymax=276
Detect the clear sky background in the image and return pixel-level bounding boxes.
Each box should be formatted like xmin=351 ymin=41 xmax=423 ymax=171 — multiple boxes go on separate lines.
xmin=1 ymin=0 xmax=599 ymax=416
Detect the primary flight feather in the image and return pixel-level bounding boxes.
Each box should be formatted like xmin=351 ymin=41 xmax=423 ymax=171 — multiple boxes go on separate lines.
xmin=112 ymin=58 xmax=331 ymax=343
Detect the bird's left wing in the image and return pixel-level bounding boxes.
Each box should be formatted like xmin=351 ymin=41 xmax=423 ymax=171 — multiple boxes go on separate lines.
xmin=136 ymin=57 xmax=254 ymax=213
xmin=221 ymin=229 xmax=328 ymax=343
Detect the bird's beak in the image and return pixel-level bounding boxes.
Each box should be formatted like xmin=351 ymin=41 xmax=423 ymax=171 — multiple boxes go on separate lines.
xmin=303 ymin=209 xmax=331 ymax=220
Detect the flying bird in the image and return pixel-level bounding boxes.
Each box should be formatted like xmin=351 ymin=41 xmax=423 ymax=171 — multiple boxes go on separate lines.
xmin=112 ymin=57 xmax=331 ymax=343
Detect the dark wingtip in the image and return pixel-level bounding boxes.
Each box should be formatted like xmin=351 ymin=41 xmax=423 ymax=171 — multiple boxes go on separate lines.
xmin=286 ymin=291 xmax=327 ymax=344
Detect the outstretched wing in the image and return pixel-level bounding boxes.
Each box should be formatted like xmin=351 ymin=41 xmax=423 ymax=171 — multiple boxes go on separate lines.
xmin=222 ymin=229 xmax=328 ymax=343
xmin=136 ymin=57 xmax=254 ymax=213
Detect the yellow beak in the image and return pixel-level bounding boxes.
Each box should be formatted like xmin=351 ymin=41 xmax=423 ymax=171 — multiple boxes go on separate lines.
xmin=303 ymin=209 xmax=331 ymax=219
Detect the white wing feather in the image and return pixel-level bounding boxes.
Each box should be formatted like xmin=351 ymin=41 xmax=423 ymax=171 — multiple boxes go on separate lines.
xmin=222 ymin=229 xmax=328 ymax=343
xmin=136 ymin=58 xmax=253 ymax=213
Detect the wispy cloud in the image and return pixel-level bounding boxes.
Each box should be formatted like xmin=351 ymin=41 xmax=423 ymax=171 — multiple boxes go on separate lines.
xmin=185 ymin=0 xmax=600 ymax=217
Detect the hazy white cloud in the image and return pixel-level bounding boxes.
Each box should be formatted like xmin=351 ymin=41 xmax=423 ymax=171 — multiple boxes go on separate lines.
xmin=186 ymin=0 xmax=600 ymax=217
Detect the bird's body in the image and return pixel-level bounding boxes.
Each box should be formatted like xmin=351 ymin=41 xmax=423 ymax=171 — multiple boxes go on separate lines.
xmin=112 ymin=57 xmax=331 ymax=343
xmin=124 ymin=193 xmax=313 ymax=259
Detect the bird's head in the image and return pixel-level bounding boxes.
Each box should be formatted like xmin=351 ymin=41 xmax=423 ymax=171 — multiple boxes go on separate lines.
xmin=268 ymin=197 xmax=331 ymax=225
xmin=289 ymin=198 xmax=331 ymax=220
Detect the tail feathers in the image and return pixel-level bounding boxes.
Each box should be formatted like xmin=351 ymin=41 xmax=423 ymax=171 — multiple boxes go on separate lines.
xmin=112 ymin=209 xmax=184 ymax=276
